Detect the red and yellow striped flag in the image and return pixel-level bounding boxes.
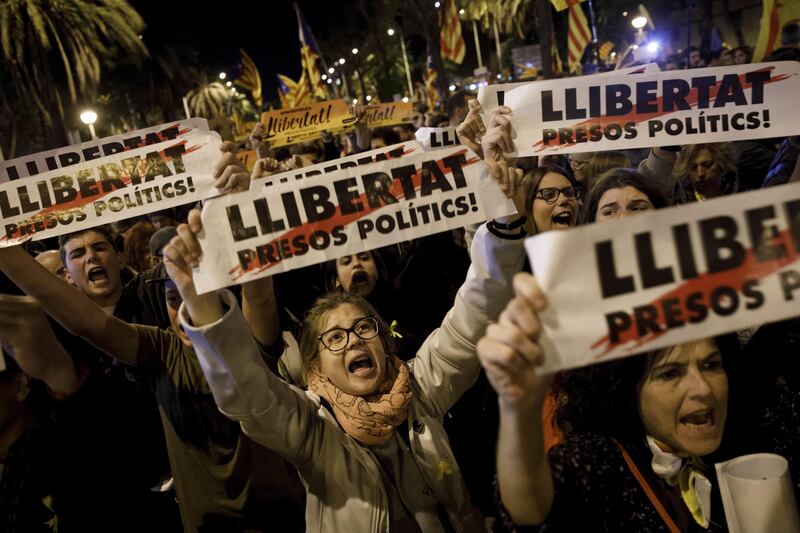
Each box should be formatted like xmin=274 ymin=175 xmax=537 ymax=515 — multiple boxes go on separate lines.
xmin=235 ymin=48 xmax=263 ymax=107
xmin=440 ymin=0 xmax=466 ymax=64
xmin=567 ymin=0 xmax=591 ymax=73
xmin=753 ymin=0 xmax=800 ymax=61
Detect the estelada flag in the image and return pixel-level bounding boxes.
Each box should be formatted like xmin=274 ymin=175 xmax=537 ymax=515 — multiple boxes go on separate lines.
xmin=440 ymin=0 xmax=466 ymax=64
xmin=235 ymin=48 xmax=262 ymax=107
xmin=753 ymin=0 xmax=800 ymax=61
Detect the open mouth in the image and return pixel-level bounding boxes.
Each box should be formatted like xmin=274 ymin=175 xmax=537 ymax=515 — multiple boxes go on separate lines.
xmin=680 ymin=409 xmax=715 ymax=432
xmin=551 ymin=211 xmax=573 ymax=228
xmin=351 ymin=271 xmax=369 ymax=285
xmin=347 ymin=354 xmax=376 ymax=377
xmin=87 ymin=266 xmax=109 ymax=283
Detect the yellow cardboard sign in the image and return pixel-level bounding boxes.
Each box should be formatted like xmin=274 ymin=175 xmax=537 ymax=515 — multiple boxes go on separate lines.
xmin=261 ymin=100 xmax=413 ymax=147
xmin=362 ymin=102 xmax=413 ymax=127
xmin=260 ymin=99 xmax=356 ymax=147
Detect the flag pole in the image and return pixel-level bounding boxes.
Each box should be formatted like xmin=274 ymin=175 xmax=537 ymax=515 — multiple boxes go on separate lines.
xmin=472 ymin=20 xmax=484 ymax=69
xmin=585 ymin=0 xmax=600 ymax=66
xmin=492 ymin=11 xmax=502 ymax=74
xmin=399 ymin=28 xmax=414 ymax=99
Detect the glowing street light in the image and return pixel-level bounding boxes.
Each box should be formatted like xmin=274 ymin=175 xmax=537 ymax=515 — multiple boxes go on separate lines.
xmin=449 ymin=84 xmax=456 ymax=91
xmin=459 ymin=8 xmax=465 ymax=14
xmin=352 ymin=98 xmax=359 ymax=104
xmin=366 ymin=95 xmax=372 ymax=102
xmin=387 ymin=28 xmax=395 ymax=36
xmin=338 ymin=58 xmax=346 ymax=65
xmin=631 ymin=16 xmax=647 ymax=29
xmin=434 ymin=1 xmax=440 ymax=7
xmin=352 ymin=48 xmax=359 ymax=55
xmin=647 ymin=41 xmax=660 ymax=53
xmin=80 ymin=110 xmax=98 ymax=140
xmin=219 ymin=72 xmax=227 ymax=80
xmin=226 ymin=81 xmax=232 ymax=87
xmin=402 ymin=96 xmax=409 ymax=103
xmin=328 ymin=67 xmax=335 ymax=74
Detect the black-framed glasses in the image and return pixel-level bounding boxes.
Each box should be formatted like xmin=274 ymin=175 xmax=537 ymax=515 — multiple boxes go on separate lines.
xmin=318 ymin=316 xmax=379 ymax=352
xmin=535 ymin=186 xmax=580 ymax=204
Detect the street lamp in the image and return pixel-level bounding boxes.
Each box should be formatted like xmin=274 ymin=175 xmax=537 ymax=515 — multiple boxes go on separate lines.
xmin=328 ymin=67 xmax=335 ymax=74
xmin=387 ymin=28 xmax=395 ymax=36
xmin=338 ymin=58 xmax=346 ymax=65
xmin=80 ymin=110 xmax=98 ymax=140
xmin=631 ymin=16 xmax=647 ymax=43
xmin=226 ymin=81 xmax=232 ymax=87
xmin=352 ymin=48 xmax=359 ymax=55
xmin=219 ymin=72 xmax=227 ymax=80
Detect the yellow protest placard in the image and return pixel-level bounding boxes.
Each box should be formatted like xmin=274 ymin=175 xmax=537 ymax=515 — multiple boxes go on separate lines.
xmin=260 ymin=99 xmax=356 ymax=147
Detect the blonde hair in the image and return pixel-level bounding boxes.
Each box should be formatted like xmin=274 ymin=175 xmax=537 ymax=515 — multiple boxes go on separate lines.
xmin=675 ymin=143 xmax=736 ymax=178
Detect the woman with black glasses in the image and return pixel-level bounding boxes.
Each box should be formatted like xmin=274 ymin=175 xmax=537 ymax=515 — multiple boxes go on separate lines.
xmin=520 ymin=166 xmax=581 ymax=236
xmin=165 ymin=200 xmax=528 ymax=532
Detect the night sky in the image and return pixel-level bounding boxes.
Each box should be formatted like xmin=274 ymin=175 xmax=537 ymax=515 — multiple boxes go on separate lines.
xmin=131 ymin=0 xmax=359 ymax=98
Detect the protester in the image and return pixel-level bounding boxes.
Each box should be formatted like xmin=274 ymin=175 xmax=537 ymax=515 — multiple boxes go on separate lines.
xmin=0 ymin=148 xmax=307 ymax=532
xmin=478 ymin=282 xmax=734 ymax=530
xmin=34 ymin=250 xmax=68 ymax=280
xmin=162 ymin=192 xmax=528 ymax=532
xmin=732 ymin=45 xmax=752 ymax=64
xmin=674 ymin=143 xmax=738 ymax=201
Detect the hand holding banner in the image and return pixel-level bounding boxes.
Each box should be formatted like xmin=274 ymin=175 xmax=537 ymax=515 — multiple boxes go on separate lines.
xmin=526 ymin=182 xmax=800 ymax=373
xmin=498 ymin=62 xmax=800 ymax=157
xmin=192 ymin=144 xmax=516 ymax=294
xmin=0 ymin=122 xmax=222 ymax=246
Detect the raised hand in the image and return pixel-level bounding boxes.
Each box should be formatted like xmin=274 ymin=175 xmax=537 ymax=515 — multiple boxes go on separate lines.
xmin=456 ymin=99 xmax=486 ymax=157
xmin=477 ymin=272 xmax=553 ymax=410
xmin=214 ymin=142 xmax=251 ymax=193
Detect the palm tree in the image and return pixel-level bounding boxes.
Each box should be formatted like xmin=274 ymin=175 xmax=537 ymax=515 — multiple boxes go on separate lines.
xmin=186 ymin=81 xmax=230 ymax=119
xmin=0 ymin=0 xmax=148 ymax=150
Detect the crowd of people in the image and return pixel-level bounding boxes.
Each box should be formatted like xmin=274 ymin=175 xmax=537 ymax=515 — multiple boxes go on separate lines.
xmin=1 ymin=21 xmax=799 ymax=533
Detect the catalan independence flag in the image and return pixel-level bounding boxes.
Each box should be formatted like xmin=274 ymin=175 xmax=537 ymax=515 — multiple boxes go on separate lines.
xmin=295 ymin=4 xmax=328 ymax=100
xmin=425 ymin=51 xmax=439 ymax=110
xmin=567 ymin=0 xmax=591 ymax=73
xmin=235 ymin=48 xmax=262 ymax=107
xmin=753 ymin=0 xmax=800 ymax=61
xmin=439 ymin=0 xmax=466 ymax=64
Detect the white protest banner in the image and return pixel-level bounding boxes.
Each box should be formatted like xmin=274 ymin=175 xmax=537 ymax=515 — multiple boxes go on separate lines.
xmin=477 ymin=64 xmax=661 ymax=118
xmin=258 ymin=141 xmax=423 ymax=188
xmin=415 ymin=127 xmax=461 ymax=151
xmin=526 ymin=182 xmax=800 ymax=373
xmin=0 ymin=126 xmax=221 ymax=246
xmin=193 ymin=146 xmax=516 ymax=294
xmin=0 ymin=119 xmax=210 ymax=183
xmin=502 ymin=62 xmax=800 ymax=157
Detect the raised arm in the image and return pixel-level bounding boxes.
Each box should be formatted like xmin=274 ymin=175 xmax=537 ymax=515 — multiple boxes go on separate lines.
xmin=477 ymin=272 xmax=554 ymax=525
xmin=0 ymin=294 xmax=80 ymax=394
xmin=411 ymin=214 xmax=526 ymax=416
xmin=0 ymin=246 xmax=139 ymax=366
xmin=164 ymin=213 xmax=321 ymax=462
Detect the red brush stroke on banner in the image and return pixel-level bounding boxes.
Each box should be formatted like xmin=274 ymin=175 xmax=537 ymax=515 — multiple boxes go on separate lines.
xmin=1 ymin=140 xmax=206 ymax=242
xmin=532 ymin=66 xmax=790 ymax=152
xmin=589 ymin=229 xmax=800 ymax=358
xmin=228 ymin=150 xmax=480 ymax=280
